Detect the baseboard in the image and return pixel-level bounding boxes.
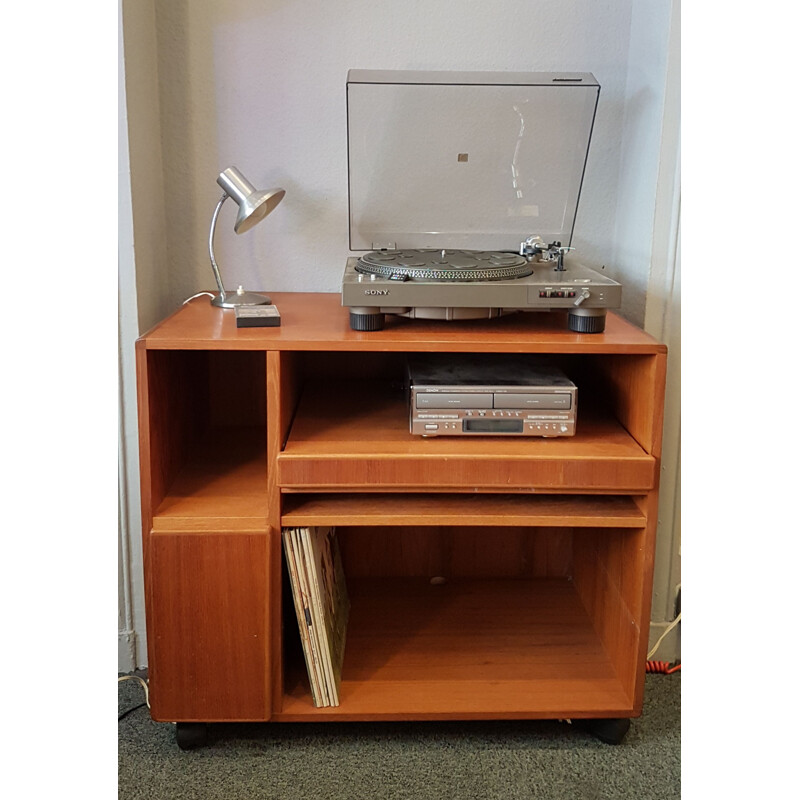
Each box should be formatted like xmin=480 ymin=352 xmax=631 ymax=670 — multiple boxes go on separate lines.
xmin=118 ymin=630 xmax=137 ymax=673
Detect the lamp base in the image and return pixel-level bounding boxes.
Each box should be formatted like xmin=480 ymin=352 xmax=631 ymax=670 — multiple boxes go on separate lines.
xmin=211 ymin=288 xmax=271 ymax=308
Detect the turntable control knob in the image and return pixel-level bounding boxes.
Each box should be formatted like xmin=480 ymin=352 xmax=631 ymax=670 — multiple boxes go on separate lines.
xmin=573 ymin=289 xmax=591 ymax=306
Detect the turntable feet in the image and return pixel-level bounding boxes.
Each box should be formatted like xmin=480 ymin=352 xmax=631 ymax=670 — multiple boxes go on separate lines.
xmin=350 ymin=311 xmax=386 ymax=331
xmin=568 ymin=308 xmax=606 ymax=333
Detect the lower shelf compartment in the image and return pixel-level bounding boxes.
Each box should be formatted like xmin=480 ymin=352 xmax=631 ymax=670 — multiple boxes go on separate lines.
xmin=277 ymin=577 xmax=633 ymax=721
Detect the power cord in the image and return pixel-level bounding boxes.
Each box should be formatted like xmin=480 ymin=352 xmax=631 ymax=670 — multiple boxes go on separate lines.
xmin=118 ymin=674 xmax=150 ymax=721
xmin=646 ymin=660 xmax=681 ymax=674
xmin=183 ymin=292 xmax=215 ymax=304
xmin=646 ymin=610 xmax=681 ymax=673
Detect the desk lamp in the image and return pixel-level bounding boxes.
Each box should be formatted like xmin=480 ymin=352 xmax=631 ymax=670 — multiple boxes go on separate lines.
xmin=208 ymin=166 xmax=285 ymax=308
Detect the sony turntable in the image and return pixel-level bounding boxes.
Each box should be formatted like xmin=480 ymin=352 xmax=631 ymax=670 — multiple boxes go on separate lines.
xmin=342 ymin=70 xmax=621 ymax=333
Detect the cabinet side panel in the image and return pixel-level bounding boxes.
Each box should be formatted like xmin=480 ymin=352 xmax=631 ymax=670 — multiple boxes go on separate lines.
xmin=147 ymin=531 xmax=270 ymax=721
xmin=572 ymin=528 xmax=647 ymax=706
xmin=591 ymin=354 xmax=666 ymax=457
xmin=144 ymin=350 xmax=209 ymax=513
xmin=270 ymin=351 xmax=302 ymax=457
xmin=136 ymin=340 xmax=154 ymax=531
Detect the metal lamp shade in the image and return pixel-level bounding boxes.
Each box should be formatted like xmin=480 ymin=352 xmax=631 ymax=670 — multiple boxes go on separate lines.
xmin=217 ymin=167 xmax=285 ymax=233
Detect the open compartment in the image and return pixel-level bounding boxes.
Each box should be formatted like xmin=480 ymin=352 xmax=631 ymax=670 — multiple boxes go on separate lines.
xmin=276 ymin=351 xmax=660 ymax=492
xmin=277 ymin=520 xmax=648 ymax=721
xmin=142 ymin=349 xmax=268 ymax=528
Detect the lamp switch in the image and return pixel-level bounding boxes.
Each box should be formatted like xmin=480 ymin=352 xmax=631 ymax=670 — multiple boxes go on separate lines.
xmin=235 ymin=305 xmax=281 ymax=327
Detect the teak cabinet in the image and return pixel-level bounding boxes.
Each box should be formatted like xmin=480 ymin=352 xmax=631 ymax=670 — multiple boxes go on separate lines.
xmin=136 ymin=293 xmax=667 ymax=746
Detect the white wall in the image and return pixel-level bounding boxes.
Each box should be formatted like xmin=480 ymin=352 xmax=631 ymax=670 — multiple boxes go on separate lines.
xmin=119 ymin=1 xmax=140 ymax=671
xmin=120 ymin=0 xmax=679 ymax=668
xmin=145 ymin=0 xmax=671 ymax=326
xmin=119 ymin=0 xmax=172 ymax=669
xmin=644 ymin=0 xmax=681 ymax=661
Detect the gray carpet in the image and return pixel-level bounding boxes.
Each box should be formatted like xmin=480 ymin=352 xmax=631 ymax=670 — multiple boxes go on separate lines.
xmin=118 ymin=673 xmax=680 ymax=799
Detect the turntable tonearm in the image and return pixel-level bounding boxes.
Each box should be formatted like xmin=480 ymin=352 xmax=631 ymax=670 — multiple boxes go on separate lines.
xmin=341 ymin=70 xmax=621 ymax=332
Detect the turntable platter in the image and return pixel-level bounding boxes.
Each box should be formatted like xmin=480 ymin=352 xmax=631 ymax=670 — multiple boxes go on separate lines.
xmin=356 ymin=249 xmax=533 ymax=282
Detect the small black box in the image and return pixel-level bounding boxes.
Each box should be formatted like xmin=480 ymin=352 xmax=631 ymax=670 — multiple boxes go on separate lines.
xmin=235 ymin=305 xmax=281 ymax=328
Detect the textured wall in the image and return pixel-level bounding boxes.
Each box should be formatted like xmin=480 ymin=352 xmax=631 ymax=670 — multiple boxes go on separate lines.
xmin=148 ymin=0 xmax=671 ymax=326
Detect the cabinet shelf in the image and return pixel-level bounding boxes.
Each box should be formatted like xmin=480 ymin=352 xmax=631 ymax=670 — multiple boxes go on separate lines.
xmin=277 ymin=577 xmax=632 ymax=721
xmin=279 ymin=383 xmax=655 ymax=492
xmin=281 ymin=493 xmax=646 ymax=528
xmin=151 ymin=426 xmax=267 ymax=531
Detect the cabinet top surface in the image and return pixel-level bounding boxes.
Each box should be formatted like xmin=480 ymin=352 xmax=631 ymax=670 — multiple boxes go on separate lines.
xmin=138 ymin=293 xmax=665 ymax=354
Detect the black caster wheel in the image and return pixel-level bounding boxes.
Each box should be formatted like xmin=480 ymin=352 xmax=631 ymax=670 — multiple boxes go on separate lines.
xmin=575 ymin=717 xmax=631 ymax=744
xmin=175 ymin=722 xmax=208 ymax=750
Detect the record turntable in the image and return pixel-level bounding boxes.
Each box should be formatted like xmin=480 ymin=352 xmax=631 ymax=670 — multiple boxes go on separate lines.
xmin=342 ymin=70 xmax=621 ymax=332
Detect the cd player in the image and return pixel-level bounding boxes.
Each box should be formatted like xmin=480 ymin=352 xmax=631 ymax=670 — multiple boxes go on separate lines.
xmin=407 ymin=354 xmax=577 ymax=437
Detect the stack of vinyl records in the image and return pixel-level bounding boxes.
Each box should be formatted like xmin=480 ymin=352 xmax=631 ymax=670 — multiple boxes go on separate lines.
xmin=282 ymin=526 xmax=350 ymax=707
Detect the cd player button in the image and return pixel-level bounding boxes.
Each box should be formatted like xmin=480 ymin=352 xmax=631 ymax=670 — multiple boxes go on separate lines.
xmin=424 ymin=424 xmax=439 ymax=431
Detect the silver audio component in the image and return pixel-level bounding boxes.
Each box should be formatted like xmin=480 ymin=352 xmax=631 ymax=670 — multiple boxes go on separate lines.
xmin=407 ymin=354 xmax=577 ymax=437
xmin=342 ymin=70 xmax=622 ymax=333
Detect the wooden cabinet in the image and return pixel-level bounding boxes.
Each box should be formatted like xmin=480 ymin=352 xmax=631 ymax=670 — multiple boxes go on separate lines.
xmin=136 ymin=293 xmax=666 ymax=737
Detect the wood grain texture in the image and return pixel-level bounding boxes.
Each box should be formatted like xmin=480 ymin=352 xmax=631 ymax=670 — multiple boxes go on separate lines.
xmin=140 ymin=349 xmax=208 ymax=517
xmin=266 ymin=351 xmax=291 ymax=713
xmin=572 ymin=525 xmax=651 ymax=709
xmin=628 ymin=491 xmax=660 ymax=709
xmin=146 ymin=530 xmax=271 ymax=722
xmin=336 ymin=526 xmax=573 ymax=579
xmin=277 ymin=577 xmax=632 ymax=721
xmin=135 ymin=339 xmax=154 ymax=534
xmin=281 ymin=493 xmax=647 ymax=527
xmin=135 ymin=292 xmax=667 ymax=724
xmin=589 ymin=354 xmax=668 ymax=456
xmin=278 ymin=383 xmax=655 ymax=491
xmin=141 ymin=294 xmax=667 ymax=354
xmin=150 ymin=426 xmax=267 ymax=527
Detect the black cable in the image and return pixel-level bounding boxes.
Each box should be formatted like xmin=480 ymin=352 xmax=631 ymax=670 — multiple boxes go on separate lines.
xmin=119 ymin=702 xmax=147 ymax=722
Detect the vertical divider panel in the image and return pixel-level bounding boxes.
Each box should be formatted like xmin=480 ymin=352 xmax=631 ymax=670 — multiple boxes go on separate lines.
xmin=267 ymin=350 xmax=300 ymax=713
xmin=593 ymin=353 xmax=667 ymax=457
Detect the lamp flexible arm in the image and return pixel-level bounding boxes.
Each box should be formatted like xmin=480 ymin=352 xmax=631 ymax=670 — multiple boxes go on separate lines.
xmin=208 ymin=193 xmax=229 ymax=299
